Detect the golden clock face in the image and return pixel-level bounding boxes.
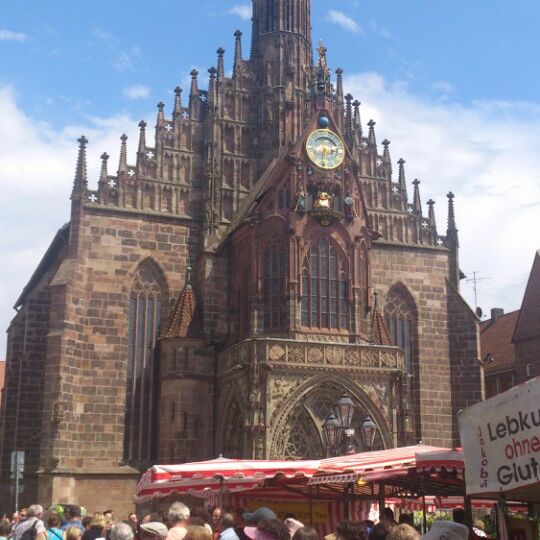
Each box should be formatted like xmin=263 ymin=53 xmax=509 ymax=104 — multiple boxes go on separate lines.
xmin=305 ymin=129 xmax=345 ymax=170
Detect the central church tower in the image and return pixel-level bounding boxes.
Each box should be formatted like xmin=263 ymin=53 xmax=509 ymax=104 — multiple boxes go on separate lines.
xmin=250 ymin=0 xmax=314 ymax=162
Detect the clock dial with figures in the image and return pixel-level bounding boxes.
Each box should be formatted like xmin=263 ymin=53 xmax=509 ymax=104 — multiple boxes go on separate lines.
xmin=305 ymin=129 xmax=345 ymax=170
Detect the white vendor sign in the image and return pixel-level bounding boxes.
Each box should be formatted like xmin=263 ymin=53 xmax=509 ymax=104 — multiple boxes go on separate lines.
xmin=458 ymin=375 xmax=540 ymax=497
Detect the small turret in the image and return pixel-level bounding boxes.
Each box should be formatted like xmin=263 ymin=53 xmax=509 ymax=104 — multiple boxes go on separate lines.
xmin=446 ymin=192 xmax=459 ymax=247
xmin=217 ymin=47 xmax=225 ymax=80
xmin=71 ymin=135 xmax=88 ymax=201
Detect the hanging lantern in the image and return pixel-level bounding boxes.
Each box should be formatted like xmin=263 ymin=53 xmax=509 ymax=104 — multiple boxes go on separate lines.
xmin=333 ymin=393 xmax=355 ymax=429
xmin=360 ymin=415 xmax=378 ymax=450
xmin=323 ymin=412 xmax=340 ymax=449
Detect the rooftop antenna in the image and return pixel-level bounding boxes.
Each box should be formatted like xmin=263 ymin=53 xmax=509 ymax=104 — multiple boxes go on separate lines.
xmin=465 ymin=271 xmax=491 ymax=315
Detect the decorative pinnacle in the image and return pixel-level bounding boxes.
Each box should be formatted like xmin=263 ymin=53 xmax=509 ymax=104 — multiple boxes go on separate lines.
xmin=157 ymin=101 xmax=165 ymax=112
xmin=100 ymin=152 xmax=109 ymax=183
xmin=118 ymin=134 xmax=128 ymax=174
xmin=217 ymin=47 xmax=225 ymax=79
xmin=72 ymin=135 xmax=88 ymax=199
xmin=367 ymin=119 xmax=376 ymax=147
xmin=234 ymin=30 xmax=243 ymax=77
xmin=138 ymin=121 xmax=147 ymax=154
xmin=353 ymin=100 xmax=362 ymax=135
xmin=173 ymin=86 xmax=182 ymax=120
xmin=412 ymin=179 xmax=422 ymax=215
xmin=335 ymin=68 xmax=344 ymax=103
xmin=446 ymin=192 xmax=459 ymax=247
xmin=427 ymin=198 xmax=437 ymax=231
xmin=398 ymin=158 xmax=407 ymax=201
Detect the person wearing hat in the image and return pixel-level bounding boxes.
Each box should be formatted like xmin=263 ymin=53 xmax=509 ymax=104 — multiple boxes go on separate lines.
xmin=140 ymin=523 xmax=169 ymax=540
xmin=244 ymin=520 xmax=288 ymax=540
xmin=421 ymin=522 xmax=469 ymax=540
xmin=242 ymin=509 xmax=276 ymax=527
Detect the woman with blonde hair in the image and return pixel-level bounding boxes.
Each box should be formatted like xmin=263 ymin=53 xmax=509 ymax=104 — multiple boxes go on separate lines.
xmin=185 ymin=526 xmax=212 ymax=540
xmin=82 ymin=514 xmax=107 ymax=540
xmin=66 ymin=527 xmax=83 ymax=540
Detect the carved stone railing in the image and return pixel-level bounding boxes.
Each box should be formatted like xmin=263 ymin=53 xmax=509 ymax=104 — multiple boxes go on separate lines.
xmin=219 ymin=338 xmax=405 ymax=374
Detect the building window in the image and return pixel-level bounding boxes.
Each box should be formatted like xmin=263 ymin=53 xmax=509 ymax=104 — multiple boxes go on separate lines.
xmin=124 ymin=262 xmax=164 ymax=464
xmin=301 ymin=238 xmax=349 ymax=330
xmin=263 ymin=240 xmax=287 ymax=329
xmin=384 ymin=285 xmax=417 ymax=375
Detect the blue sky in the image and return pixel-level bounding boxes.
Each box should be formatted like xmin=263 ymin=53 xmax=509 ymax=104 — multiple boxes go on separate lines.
xmin=3 ymin=0 xmax=540 ymax=127
xmin=0 ymin=1 xmax=539 ymax=355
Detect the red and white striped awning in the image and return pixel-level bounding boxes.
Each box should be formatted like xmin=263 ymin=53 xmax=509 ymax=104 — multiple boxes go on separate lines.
xmin=309 ymin=444 xmax=449 ymax=485
xmin=415 ymin=449 xmax=464 ymax=473
xmin=135 ymin=457 xmax=321 ymax=502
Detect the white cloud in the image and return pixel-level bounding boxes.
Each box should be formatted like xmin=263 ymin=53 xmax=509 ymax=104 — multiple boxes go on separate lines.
xmin=92 ymin=28 xmax=142 ymax=72
xmin=0 ymin=29 xmax=28 ymax=42
xmin=228 ymin=5 xmax=252 ymax=20
xmin=0 ymin=85 xmax=141 ymax=356
xmin=326 ymin=10 xmax=362 ymax=33
xmin=432 ymin=80 xmax=455 ymax=96
xmin=344 ymin=72 xmax=540 ymax=317
xmin=123 ymin=84 xmax=150 ymax=100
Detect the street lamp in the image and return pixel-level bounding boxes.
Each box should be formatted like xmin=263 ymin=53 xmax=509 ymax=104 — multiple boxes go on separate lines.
xmin=360 ymin=415 xmax=378 ymax=450
xmin=323 ymin=412 xmax=341 ymax=456
xmin=333 ymin=393 xmax=355 ymax=429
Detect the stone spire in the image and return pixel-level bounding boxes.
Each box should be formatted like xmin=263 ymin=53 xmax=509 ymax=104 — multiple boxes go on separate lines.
xmin=370 ymin=291 xmax=392 ymax=346
xmin=189 ymin=69 xmax=200 ymax=117
xmin=382 ymin=139 xmax=392 ymax=176
xmin=427 ymin=199 xmax=437 ymax=233
xmin=137 ymin=121 xmax=147 ymax=156
xmin=71 ymin=135 xmax=88 ymax=200
xmin=446 ymin=192 xmax=459 ymax=247
xmin=118 ymin=134 xmax=128 ymax=174
xmin=335 ymin=68 xmax=344 ymax=106
xmin=163 ymin=266 xmax=197 ymax=339
xmin=217 ymin=47 xmax=225 ymax=80
xmin=233 ymin=30 xmax=243 ymax=78
xmin=367 ymin=119 xmax=377 ymax=149
xmin=412 ymin=179 xmax=422 ymax=215
xmin=353 ymin=100 xmax=362 ymax=137
xmin=156 ymin=101 xmax=165 ymax=129
xmin=345 ymin=94 xmax=353 ymax=143
xmin=446 ymin=192 xmax=460 ymax=289
xmin=335 ymin=68 xmax=344 ymax=132
xmin=100 ymin=152 xmax=109 ymax=183
xmin=173 ymin=86 xmax=182 ymax=122
xmin=208 ymin=67 xmax=217 ymax=107
xmin=398 ymin=158 xmax=407 ymax=202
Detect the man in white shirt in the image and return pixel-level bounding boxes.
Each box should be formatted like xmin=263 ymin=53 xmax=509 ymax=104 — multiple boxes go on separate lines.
xmin=12 ymin=505 xmax=46 ymax=540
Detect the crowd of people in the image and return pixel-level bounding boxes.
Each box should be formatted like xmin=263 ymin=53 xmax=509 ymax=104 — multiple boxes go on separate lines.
xmin=0 ymin=503 xmax=482 ymax=540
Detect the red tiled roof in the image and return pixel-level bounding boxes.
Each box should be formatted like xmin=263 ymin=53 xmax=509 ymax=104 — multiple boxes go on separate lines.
xmin=513 ymin=251 xmax=540 ymax=342
xmin=479 ymin=310 xmax=519 ymax=375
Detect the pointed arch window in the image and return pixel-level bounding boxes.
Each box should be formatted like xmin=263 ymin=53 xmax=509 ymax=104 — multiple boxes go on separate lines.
xmin=384 ymin=285 xmax=417 ymax=374
xmin=301 ymin=238 xmax=349 ymax=330
xmin=263 ymin=239 xmax=287 ymax=329
xmin=124 ymin=262 xmax=165 ymax=464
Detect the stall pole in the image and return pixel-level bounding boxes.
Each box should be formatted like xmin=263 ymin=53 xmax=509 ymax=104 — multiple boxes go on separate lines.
xmin=343 ymin=483 xmax=352 ymax=521
xmin=378 ymin=482 xmax=385 ymax=520
xmin=420 ymin=475 xmax=427 ymax=534
xmin=464 ymin=495 xmax=473 ymax=528
xmin=308 ymin=485 xmax=313 ymax=526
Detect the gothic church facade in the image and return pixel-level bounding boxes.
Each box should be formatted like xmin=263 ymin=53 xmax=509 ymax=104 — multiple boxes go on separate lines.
xmin=0 ymin=0 xmax=483 ymax=513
